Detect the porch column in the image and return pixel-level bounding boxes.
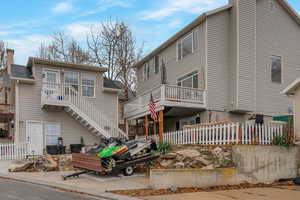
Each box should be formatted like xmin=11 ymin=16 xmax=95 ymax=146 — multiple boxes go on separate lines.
xmin=145 ymin=115 xmax=149 ymax=137
xmin=125 ymin=119 xmax=129 ymax=136
xmin=159 ymin=111 xmax=164 ymax=142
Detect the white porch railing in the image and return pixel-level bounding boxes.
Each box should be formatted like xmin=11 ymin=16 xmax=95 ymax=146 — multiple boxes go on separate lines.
xmin=124 ymin=84 xmax=206 ymax=116
xmin=137 ymin=123 xmax=285 ymax=145
xmin=41 ymin=83 xmax=128 ymax=139
xmin=0 ymin=142 xmax=29 ymax=160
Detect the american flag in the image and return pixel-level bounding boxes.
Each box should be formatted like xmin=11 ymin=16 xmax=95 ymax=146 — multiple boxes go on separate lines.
xmin=148 ymin=94 xmax=158 ymax=121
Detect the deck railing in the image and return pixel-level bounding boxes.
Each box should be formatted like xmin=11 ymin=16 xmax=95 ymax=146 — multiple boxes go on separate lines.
xmin=124 ymin=84 xmax=206 ymax=115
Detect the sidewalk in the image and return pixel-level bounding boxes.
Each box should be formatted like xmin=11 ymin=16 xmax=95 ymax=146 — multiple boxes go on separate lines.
xmin=141 ymin=186 xmax=300 ymax=200
xmin=0 ymin=170 xmax=147 ymax=200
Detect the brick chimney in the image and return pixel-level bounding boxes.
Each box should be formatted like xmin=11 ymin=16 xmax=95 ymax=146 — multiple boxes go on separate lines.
xmin=6 ymin=49 xmax=14 ymax=74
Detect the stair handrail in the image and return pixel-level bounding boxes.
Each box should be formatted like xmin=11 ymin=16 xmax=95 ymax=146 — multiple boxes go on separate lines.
xmin=65 ymin=86 xmax=128 ymax=139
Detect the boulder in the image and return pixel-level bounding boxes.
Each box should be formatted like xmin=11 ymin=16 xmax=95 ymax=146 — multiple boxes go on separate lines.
xmin=202 ymin=164 xmax=214 ymax=170
xmin=174 ymin=162 xmax=185 ymax=169
xmin=195 ymin=156 xmax=213 ymax=166
xmin=160 ymin=159 xmax=175 ymax=168
xmin=176 ymin=149 xmax=200 ymax=158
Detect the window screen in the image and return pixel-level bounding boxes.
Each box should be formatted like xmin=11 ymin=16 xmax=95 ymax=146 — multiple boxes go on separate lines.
xmin=271 ymin=56 xmax=282 ymax=83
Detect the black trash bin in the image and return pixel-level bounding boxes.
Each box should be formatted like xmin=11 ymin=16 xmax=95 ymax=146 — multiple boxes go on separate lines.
xmin=70 ymin=144 xmax=83 ymax=153
xmin=46 ymin=145 xmax=59 ymax=155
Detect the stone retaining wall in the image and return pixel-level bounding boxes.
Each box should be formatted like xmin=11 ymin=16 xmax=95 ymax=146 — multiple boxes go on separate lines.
xmin=149 ymin=145 xmax=300 ymax=189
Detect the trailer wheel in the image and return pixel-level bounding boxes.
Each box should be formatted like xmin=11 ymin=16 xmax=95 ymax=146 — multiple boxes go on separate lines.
xmin=123 ymin=166 xmax=134 ymax=176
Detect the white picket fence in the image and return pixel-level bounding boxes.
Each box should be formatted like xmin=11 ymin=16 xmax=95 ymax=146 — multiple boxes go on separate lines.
xmin=138 ymin=123 xmax=285 ymax=145
xmin=0 ymin=142 xmax=30 ymax=160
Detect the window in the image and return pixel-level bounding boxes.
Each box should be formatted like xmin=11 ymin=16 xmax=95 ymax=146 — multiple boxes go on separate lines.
xmin=271 ymin=56 xmax=282 ymax=83
xmin=177 ymin=71 xmax=199 ymax=88
xmin=64 ymin=71 xmax=79 ymax=91
xmin=82 ymin=74 xmax=95 ymax=97
xmin=45 ymin=123 xmax=61 ymax=145
xmin=143 ymin=56 xmax=160 ymax=81
xmin=177 ymin=29 xmax=198 ymax=60
xmin=182 ymin=33 xmax=193 ymax=58
xmin=155 ymin=55 xmax=159 ymax=74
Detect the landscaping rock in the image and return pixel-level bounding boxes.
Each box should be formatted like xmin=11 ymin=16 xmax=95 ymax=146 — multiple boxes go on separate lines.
xmin=176 ymin=149 xmax=200 ymax=158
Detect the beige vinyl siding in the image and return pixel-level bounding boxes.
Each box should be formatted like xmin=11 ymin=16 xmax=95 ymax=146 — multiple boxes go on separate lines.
xmin=206 ymin=10 xmax=231 ymax=111
xmin=18 ymin=63 xmax=118 ymax=146
xmin=237 ymin=0 xmax=256 ymax=111
xmin=255 ymin=0 xmax=300 ymax=116
xmin=137 ymin=24 xmax=206 ymax=94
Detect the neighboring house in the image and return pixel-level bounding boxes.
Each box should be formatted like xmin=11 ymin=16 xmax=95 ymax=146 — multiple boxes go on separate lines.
xmin=124 ymin=0 xmax=300 ymax=133
xmin=282 ymin=77 xmax=300 ymax=143
xmin=0 ymin=49 xmax=126 ymax=154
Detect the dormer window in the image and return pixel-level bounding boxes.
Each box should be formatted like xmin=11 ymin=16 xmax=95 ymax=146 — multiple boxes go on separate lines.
xmin=177 ymin=29 xmax=198 ymax=60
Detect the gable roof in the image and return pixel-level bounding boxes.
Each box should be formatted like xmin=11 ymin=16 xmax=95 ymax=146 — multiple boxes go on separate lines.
xmin=27 ymin=57 xmax=107 ymax=72
xmin=134 ymin=0 xmax=300 ymax=69
xmin=282 ymin=77 xmax=300 ymax=95
xmin=133 ymin=4 xmax=233 ymax=68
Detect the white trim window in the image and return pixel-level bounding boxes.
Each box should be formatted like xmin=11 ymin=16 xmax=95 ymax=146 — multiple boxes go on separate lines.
xmin=143 ymin=55 xmax=159 ymax=81
xmin=45 ymin=123 xmax=61 ymax=146
xmin=177 ymin=29 xmax=198 ymax=60
xmin=177 ymin=71 xmax=198 ymax=88
xmin=64 ymin=71 xmax=79 ymax=91
xmin=271 ymin=55 xmax=282 ymax=83
xmin=82 ymin=74 xmax=96 ymax=97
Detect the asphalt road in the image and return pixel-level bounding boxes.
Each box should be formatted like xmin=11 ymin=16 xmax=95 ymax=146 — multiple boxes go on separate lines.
xmin=0 ymin=178 xmax=107 ymax=200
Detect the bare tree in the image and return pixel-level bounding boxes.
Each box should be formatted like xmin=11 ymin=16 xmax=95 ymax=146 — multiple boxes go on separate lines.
xmin=38 ymin=32 xmax=91 ymax=64
xmin=87 ymin=20 xmax=142 ymax=99
xmin=115 ymin=22 xmax=142 ymax=99
xmin=87 ymin=20 xmax=120 ymax=80
xmin=0 ymin=40 xmax=6 ymax=68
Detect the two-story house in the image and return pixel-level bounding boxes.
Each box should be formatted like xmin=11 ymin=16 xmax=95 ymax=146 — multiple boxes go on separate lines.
xmin=0 ymin=49 xmax=126 ymax=154
xmin=124 ymin=0 xmax=300 ymax=134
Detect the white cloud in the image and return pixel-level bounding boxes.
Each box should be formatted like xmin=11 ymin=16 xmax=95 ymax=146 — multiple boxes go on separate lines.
xmin=66 ymin=21 xmax=99 ymax=41
xmin=140 ymin=0 xmax=227 ymax=20
xmin=0 ymin=31 xmax=10 ymax=36
xmin=168 ymin=19 xmax=182 ymax=28
xmin=83 ymin=0 xmax=134 ymax=16
xmin=6 ymin=34 xmax=51 ymax=64
xmin=52 ymin=1 xmax=74 ymax=13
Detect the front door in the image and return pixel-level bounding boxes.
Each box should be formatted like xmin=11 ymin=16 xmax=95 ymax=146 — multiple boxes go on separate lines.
xmin=26 ymin=121 xmax=43 ymax=155
xmin=43 ymin=69 xmax=60 ymax=100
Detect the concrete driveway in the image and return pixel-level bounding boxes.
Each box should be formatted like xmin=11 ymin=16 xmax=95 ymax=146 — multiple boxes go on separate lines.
xmin=141 ymin=186 xmax=300 ymax=200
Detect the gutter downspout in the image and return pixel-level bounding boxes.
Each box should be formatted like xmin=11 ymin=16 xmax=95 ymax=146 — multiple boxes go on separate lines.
xmin=15 ymin=80 xmax=19 ymax=143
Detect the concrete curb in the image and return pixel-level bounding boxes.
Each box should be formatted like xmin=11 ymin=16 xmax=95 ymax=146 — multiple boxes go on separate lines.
xmin=0 ymin=173 xmax=141 ymax=200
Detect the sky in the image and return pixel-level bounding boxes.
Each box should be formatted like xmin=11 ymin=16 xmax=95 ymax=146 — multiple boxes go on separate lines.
xmin=0 ymin=0 xmax=299 ymax=65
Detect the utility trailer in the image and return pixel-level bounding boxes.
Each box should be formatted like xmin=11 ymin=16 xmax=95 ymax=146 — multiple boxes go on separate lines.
xmin=63 ymin=153 xmax=159 ymax=180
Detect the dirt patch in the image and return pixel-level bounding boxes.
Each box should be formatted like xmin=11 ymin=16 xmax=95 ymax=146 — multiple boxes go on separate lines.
xmin=109 ymin=181 xmax=295 ymax=197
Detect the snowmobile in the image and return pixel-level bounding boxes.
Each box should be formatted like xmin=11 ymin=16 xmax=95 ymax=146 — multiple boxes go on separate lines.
xmin=63 ymin=137 xmax=158 ymax=180
xmin=81 ymin=137 xmax=157 ymax=174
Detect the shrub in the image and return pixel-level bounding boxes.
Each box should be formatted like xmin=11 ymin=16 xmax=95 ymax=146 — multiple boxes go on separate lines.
xmin=157 ymin=142 xmax=171 ymax=155
xmin=273 ymin=136 xmax=289 ymax=147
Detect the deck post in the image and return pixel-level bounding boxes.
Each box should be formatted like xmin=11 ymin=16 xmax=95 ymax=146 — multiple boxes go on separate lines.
xmin=159 ymin=110 xmax=164 ymax=142
xmin=145 ymin=115 xmax=149 ymax=137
